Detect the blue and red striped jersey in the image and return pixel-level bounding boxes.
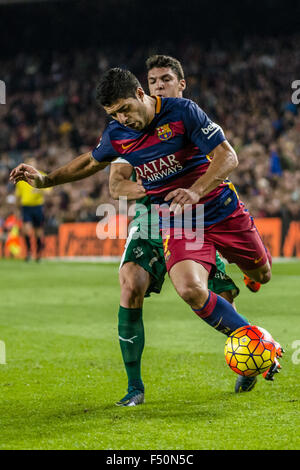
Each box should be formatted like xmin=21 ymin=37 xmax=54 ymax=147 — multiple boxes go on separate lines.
xmin=92 ymin=96 xmax=238 ymax=226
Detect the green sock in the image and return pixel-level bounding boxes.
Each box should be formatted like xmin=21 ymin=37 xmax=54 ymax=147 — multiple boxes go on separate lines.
xmin=118 ymin=306 xmax=145 ymax=391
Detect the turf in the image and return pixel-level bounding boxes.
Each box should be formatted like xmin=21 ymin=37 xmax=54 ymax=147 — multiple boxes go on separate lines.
xmin=0 ymin=259 xmax=299 ymax=450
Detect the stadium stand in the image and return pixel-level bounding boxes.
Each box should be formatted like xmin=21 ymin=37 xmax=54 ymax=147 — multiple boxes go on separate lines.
xmin=0 ymin=34 xmax=299 ymax=256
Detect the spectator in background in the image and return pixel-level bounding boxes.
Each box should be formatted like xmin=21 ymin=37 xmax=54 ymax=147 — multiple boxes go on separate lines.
xmin=0 ymin=34 xmax=299 ymax=231
xmin=269 ymin=145 xmax=282 ymax=177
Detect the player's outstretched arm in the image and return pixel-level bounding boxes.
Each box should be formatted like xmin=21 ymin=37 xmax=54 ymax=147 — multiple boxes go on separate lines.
xmin=10 ymin=152 xmax=108 ymax=188
xmin=109 ymin=162 xmax=146 ymax=200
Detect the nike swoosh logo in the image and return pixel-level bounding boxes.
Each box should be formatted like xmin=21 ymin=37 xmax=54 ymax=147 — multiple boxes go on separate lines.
xmin=254 ymin=256 xmax=263 ymax=264
xmin=121 ymin=142 xmax=134 ymax=150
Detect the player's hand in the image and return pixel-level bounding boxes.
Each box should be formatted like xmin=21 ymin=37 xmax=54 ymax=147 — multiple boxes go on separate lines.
xmin=136 ymin=174 xmax=146 ymax=191
xmin=9 ymin=164 xmax=46 ymax=188
xmin=136 ymin=172 xmax=144 ymax=187
xmin=164 ymin=188 xmax=201 ymax=214
xmin=131 ymin=181 xmax=146 ymax=199
xmin=123 ymin=173 xmax=146 ymax=199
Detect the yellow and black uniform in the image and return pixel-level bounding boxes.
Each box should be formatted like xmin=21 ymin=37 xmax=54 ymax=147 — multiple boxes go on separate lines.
xmin=15 ymin=180 xmax=50 ymax=260
xmin=15 ymin=181 xmax=46 ymax=227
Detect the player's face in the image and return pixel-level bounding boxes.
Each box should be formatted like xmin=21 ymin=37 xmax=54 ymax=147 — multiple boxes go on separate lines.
xmin=104 ymin=89 xmax=149 ymax=131
xmin=147 ymin=67 xmax=186 ymax=98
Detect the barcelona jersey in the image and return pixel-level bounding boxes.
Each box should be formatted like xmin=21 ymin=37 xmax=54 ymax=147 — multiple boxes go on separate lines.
xmin=92 ymin=97 xmax=239 ymax=227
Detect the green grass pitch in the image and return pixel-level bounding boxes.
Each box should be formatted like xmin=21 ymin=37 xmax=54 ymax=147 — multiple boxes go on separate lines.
xmin=0 ymin=259 xmax=299 ymax=450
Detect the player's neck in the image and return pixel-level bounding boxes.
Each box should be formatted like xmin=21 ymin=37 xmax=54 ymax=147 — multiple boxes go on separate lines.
xmin=144 ymin=95 xmax=157 ymax=127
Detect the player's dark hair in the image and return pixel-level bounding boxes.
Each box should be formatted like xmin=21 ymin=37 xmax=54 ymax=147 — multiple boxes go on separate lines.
xmin=146 ymin=55 xmax=185 ymax=81
xmin=96 ymin=68 xmax=142 ymax=107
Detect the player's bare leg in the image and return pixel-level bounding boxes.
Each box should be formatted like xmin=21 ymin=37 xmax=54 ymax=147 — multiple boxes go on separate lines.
xmin=169 ymin=260 xmax=209 ymax=308
xmin=169 ymin=260 xmax=249 ymax=335
xmin=22 ymin=221 xmax=32 ymax=261
xmin=169 ymin=260 xmax=280 ymax=393
xmin=34 ymin=226 xmax=44 ymax=262
xmin=243 ymin=249 xmax=272 ymax=292
xmin=243 ymin=260 xmax=271 ymax=292
xmin=169 ymin=260 xmax=263 ymax=392
xmin=119 ymin=262 xmax=150 ymax=308
xmin=117 ymin=262 xmax=150 ymax=406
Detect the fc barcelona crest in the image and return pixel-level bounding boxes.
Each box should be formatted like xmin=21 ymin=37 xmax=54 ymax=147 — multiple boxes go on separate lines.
xmin=156 ymin=123 xmax=173 ymax=141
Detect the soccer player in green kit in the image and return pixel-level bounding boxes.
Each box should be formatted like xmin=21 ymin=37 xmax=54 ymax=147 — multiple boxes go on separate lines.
xmin=109 ymin=55 xmax=241 ymax=406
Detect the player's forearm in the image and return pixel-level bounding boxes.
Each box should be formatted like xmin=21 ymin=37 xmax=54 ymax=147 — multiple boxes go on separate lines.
xmin=191 ymin=142 xmax=238 ymax=198
xmin=42 ymin=152 xmax=103 ymax=187
xmin=110 ymin=179 xmax=146 ymax=200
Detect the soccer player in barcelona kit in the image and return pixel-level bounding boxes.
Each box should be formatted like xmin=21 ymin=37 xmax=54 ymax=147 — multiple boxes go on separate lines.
xmin=10 ymin=67 xmax=283 ymax=404
xmin=109 ymin=56 xmax=241 ymax=406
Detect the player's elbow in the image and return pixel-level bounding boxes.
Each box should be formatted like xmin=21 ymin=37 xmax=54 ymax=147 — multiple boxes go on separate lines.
xmin=215 ymin=142 xmax=238 ymax=173
xmin=109 ymin=182 xmax=120 ymax=200
xmin=228 ymin=148 xmax=238 ymax=170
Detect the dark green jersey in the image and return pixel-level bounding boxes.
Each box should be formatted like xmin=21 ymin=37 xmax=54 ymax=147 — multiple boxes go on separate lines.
xmin=129 ymin=171 xmax=162 ymax=247
xmin=130 ymin=194 xmax=162 ymax=247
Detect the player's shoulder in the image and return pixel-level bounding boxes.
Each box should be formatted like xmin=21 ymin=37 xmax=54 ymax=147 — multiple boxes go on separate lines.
xmin=161 ymin=97 xmax=199 ymax=109
xmin=161 ymin=97 xmax=203 ymax=118
xmin=94 ymin=121 xmax=127 ymax=150
xmin=104 ymin=119 xmax=121 ymax=137
xmin=105 ymin=119 xmax=138 ymax=141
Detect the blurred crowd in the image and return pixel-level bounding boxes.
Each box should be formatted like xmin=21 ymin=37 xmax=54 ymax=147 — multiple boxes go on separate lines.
xmin=0 ymin=34 xmax=299 ymax=232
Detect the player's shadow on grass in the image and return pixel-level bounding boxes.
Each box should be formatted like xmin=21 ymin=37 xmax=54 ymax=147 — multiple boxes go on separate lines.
xmin=1 ymin=391 xmax=235 ymax=447
xmin=102 ymin=390 xmax=234 ymax=420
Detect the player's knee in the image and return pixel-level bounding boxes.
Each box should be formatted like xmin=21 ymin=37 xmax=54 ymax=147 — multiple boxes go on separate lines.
xmin=256 ymin=262 xmax=272 ymax=284
xmin=258 ymin=269 xmax=272 ymax=284
xmin=177 ymin=283 xmax=208 ymax=307
xmin=121 ymin=281 xmax=144 ymax=303
xmin=250 ymin=269 xmax=271 ymax=284
xmin=120 ymin=274 xmax=148 ymax=307
xmin=246 ymin=263 xmax=272 ymax=285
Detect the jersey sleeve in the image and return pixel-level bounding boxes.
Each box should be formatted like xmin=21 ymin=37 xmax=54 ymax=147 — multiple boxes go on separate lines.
xmin=111 ymin=157 xmax=132 ymax=165
xmin=92 ymin=128 xmax=119 ymax=163
xmin=182 ymin=100 xmax=226 ymax=154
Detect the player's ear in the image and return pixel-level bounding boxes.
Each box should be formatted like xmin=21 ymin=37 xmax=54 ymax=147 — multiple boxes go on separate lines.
xmin=136 ymin=87 xmax=145 ymax=101
xmin=179 ymin=79 xmax=186 ymax=93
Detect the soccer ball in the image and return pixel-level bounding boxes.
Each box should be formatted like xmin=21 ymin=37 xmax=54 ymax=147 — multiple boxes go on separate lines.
xmin=224 ymin=325 xmax=276 ymax=377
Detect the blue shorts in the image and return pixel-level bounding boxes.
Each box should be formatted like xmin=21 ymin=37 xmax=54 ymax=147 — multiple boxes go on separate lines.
xmin=22 ymin=205 xmax=45 ymax=228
